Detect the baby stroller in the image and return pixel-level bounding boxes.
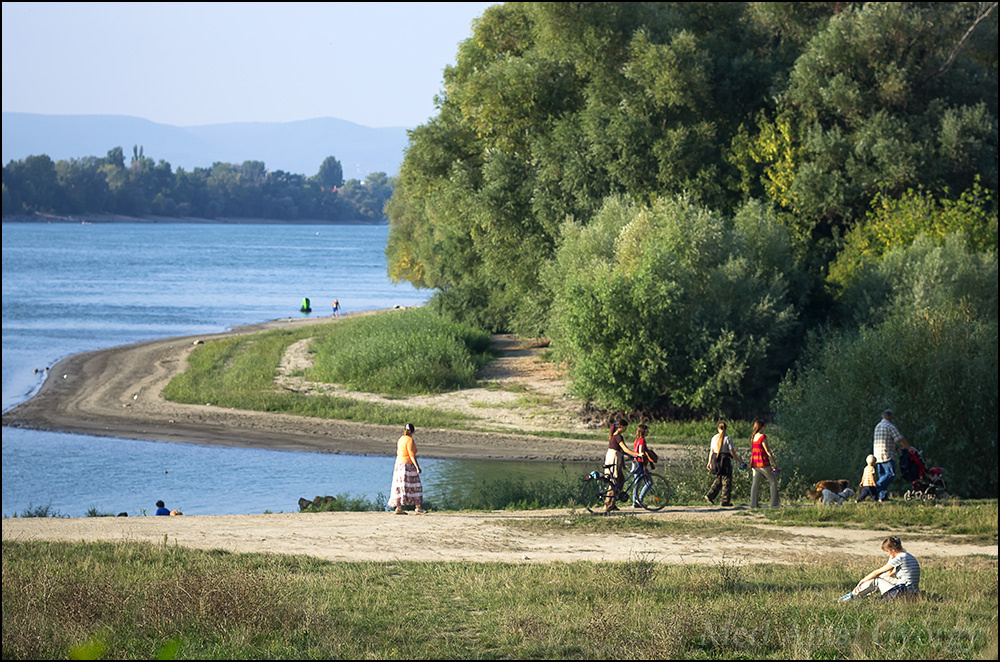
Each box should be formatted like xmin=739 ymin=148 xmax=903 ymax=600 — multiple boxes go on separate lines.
xmin=900 ymin=447 xmax=948 ymax=501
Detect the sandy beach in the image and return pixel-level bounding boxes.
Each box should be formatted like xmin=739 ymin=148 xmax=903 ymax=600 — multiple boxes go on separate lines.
xmin=1 ymin=312 xmax=612 ymax=462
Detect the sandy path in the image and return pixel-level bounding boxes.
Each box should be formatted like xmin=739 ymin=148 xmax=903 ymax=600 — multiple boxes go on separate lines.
xmin=3 ymin=509 xmax=995 ymax=564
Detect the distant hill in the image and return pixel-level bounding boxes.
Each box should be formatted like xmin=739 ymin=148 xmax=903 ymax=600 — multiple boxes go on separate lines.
xmin=1 ymin=113 xmax=411 ymax=179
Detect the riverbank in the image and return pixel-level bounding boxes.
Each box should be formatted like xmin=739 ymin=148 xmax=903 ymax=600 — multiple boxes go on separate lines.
xmin=0 ymin=311 xmax=614 ymax=463
xmin=3 ymin=212 xmax=384 ymax=225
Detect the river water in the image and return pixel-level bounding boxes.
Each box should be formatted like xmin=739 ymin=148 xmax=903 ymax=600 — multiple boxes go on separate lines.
xmin=1 ymin=222 xmax=567 ymax=517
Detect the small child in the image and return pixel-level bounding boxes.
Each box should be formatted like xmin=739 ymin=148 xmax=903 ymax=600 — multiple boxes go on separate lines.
xmin=856 ymin=454 xmax=877 ymax=502
xmin=838 ymin=536 xmax=920 ymax=601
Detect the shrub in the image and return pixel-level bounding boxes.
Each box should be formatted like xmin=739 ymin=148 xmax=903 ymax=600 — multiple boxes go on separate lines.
xmin=828 ymin=181 xmax=997 ymax=291
xmin=546 ymin=195 xmax=803 ymax=417
xmin=774 ymin=313 xmax=997 ymax=499
xmin=775 ymin=234 xmax=997 ymax=498
xmin=306 ymin=307 xmax=493 ymax=395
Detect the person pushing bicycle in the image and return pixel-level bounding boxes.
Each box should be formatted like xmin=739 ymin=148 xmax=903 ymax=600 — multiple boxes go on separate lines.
xmin=605 ymin=420 xmax=641 ymax=512
xmin=628 ymin=424 xmax=655 ymax=506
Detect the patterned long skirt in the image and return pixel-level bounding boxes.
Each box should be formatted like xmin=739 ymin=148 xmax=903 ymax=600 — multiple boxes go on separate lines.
xmin=387 ymin=462 xmax=422 ymax=508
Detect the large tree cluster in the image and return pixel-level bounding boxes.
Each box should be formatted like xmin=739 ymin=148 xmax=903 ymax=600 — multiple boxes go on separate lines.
xmin=2 ymin=149 xmax=394 ymax=223
xmin=387 ymin=3 xmax=997 ymax=493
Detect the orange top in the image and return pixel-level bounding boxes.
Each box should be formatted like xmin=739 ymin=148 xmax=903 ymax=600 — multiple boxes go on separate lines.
xmin=396 ymin=433 xmax=417 ymax=465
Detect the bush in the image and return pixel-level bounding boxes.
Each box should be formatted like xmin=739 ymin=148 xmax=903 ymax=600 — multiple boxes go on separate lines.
xmin=828 ymin=181 xmax=997 ymax=292
xmin=775 ymin=234 xmax=997 ymax=498
xmin=546 ymin=195 xmax=803 ymax=417
xmin=774 ymin=315 xmax=997 ymax=499
xmin=306 ymin=307 xmax=493 ymax=395
xmin=836 ymin=233 xmax=998 ymax=329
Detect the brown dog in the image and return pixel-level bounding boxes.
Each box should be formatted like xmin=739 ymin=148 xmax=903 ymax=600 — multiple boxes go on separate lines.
xmin=806 ymin=479 xmax=850 ymax=501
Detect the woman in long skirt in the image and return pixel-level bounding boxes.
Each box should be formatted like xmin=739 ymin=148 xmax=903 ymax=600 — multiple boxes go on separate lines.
xmin=388 ymin=423 xmax=426 ymax=514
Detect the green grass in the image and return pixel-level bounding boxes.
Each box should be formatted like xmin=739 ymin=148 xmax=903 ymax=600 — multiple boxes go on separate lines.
xmin=307 ymin=306 xmax=493 ymax=396
xmin=646 ymin=420 xmax=755 ymax=446
xmin=501 ymin=513 xmax=798 ymax=541
xmin=3 ymin=540 xmax=996 ymax=659
xmin=162 ymin=310 xmax=480 ymax=429
xmin=6 ymin=503 xmax=68 ymax=518
xmin=745 ymin=499 xmax=999 ymax=542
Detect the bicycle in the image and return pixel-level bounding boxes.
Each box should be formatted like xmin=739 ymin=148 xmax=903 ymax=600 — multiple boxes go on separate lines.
xmin=579 ymin=461 xmax=671 ymax=513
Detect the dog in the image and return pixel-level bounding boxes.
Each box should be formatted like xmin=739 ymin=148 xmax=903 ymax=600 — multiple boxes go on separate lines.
xmin=806 ymin=479 xmax=850 ymax=501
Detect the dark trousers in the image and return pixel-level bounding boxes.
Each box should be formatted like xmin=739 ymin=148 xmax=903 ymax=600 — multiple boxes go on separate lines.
xmin=857 ymin=486 xmax=877 ymax=502
xmin=706 ymin=455 xmax=733 ymax=504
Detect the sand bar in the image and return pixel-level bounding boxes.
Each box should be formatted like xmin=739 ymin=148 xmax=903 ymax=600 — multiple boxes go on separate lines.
xmin=1 ymin=313 xmax=611 ymax=462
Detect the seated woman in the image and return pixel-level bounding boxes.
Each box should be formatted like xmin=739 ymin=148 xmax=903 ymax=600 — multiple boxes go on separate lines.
xmin=839 ymin=536 xmax=920 ymax=601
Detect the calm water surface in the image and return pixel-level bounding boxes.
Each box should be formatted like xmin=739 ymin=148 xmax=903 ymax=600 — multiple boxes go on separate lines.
xmin=1 ymin=222 xmax=570 ymax=517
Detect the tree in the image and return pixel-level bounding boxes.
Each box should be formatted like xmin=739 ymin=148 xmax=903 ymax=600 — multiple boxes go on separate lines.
xmin=547 ymin=195 xmax=803 ymax=417
xmin=774 ymin=235 xmax=998 ymax=498
xmin=742 ymin=2 xmax=998 ymax=247
xmin=317 ymin=156 xmax=344 ymax=189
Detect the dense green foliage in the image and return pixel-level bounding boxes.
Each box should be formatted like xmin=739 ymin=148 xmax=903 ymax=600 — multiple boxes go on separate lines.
xmin=2 ymin=147 xmax=394 ymax=222
xmin=4 ymin=540 xmax=997 ymax=659
xmin=774 ymin=236 xmax=998 ymax=498
xmin=828 ymin=179 xmax=998 ymax=291
xmin=548 ymin=196 xmax=803 ymax=416
xmin=388 ymin=2 xmax=996 ymax=332
xmin=384 ymin=2 xmax=997 ymax=492
xmin=306 ymin=307 xmax=493 ymax=395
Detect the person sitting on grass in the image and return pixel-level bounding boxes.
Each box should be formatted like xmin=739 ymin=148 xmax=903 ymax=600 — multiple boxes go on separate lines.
xmin=154 ymin=500 xmax=170 ymax=516
xmin=838 ymin=536 xmax=920 ymax=601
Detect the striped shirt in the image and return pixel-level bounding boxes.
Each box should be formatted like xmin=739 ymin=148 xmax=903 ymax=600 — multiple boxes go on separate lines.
xmin=889 ymin=552 xmax=921 ymax=592
xmin=873 ymin=419 xmax=903 ymax=463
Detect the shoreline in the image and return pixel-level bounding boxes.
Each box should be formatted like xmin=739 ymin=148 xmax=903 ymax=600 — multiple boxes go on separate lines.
xmin=1 ymin=312 xmax=610 ymax=463
xmin=2 ymin=213 xmax=385 ymax=225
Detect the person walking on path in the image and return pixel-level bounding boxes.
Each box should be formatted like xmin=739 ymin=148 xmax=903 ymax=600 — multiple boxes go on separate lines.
xmin=331 ymin=299 xmax=340 ymax=317
xmin=604 ymin=420 xmax=640 ymax=512
xmin=387 ymin=423 xmax=426 ymax=515
xmin=705 ymin=421 xmax=744 ymax=507
xmin=873 ymin=410 xmax=912 ymax=502
xmin=749 ymin=419 xmax=780 ymax=508
xmin=857 ymin=454 xmax=878 ymax=502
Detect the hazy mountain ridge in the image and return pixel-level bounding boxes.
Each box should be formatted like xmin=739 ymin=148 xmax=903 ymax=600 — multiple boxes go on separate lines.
xmin=2 ymin=112 xmax=410 ymax=179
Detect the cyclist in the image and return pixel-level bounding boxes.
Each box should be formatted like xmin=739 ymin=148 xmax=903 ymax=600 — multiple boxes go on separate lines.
xmin=629 ymin=424 xmax=652 ymax=506
xmin=605 ymin=420 xmax=640 ymax=512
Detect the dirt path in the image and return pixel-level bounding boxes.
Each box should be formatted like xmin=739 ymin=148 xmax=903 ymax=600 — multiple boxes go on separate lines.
xmin=3 ymin=508 xmax=995 ymax=564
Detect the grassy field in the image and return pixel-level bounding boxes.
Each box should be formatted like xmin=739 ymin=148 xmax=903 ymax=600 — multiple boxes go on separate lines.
xmin=499 ymin=501 xmax=999 ymax=544
xmin=162 ymin=308 xmax=488 ymax=429
xmin=2 ymin=539 xmax=996 ymax=660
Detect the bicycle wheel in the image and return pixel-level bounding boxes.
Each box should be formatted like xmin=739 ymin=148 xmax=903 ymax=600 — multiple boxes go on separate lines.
xmin=638 ymin=473 xmax=671 ymax=511
xmin=580 ymin=476 xmax=616 ymax=514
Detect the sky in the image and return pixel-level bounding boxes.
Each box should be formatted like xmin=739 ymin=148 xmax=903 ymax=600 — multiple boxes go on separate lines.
xmin=1 ymin=2 xmax=497 ymax=129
